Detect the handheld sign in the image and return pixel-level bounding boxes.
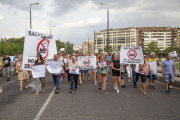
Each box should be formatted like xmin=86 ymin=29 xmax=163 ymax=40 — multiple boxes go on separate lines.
xmin=95 ymin=50 xmax=98 ymax=53
xmin=169 ymin=51 xmax=177 ymax=58
xmin=78 ymin=56 xmax=96 ymax=70
xmin=120 ymin=47 xmax=144 ymax=64
xmin=69 ymin=67 xmax=79 ymax=74
xmin=32 ymin=65 xmax=45 ymax=78
xmin=60 ymin=48 xmax=65 ymax=51
xmin=46 ymin=61 xmax=63 ymax=74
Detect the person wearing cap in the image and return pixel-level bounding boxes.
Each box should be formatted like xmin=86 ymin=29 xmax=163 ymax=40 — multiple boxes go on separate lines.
xmin=2 ymin=53 xmax=12 ymax=81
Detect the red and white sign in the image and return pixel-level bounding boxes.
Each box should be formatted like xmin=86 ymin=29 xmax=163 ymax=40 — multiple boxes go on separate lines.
xmin=22 ymin=28 xmax=57 ymax=71
xmin=37 ymin=39 xmax=49 ymax=59
xmin=127 ymin=49 xmax=137 ymax=59
xmin=120 ymin=47 xmax=144 ymax=64
xmin=69 ymin=67 xmax=79 ymax=74
xmin=83 ymin=58 xmax=91 ymax=66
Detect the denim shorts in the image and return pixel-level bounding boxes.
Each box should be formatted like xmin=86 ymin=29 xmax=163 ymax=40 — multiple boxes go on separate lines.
xmin=79 ymin=70 xmax=84 ymax=74
xmin=84 ymin=70 xmax=89 ymax=73
xmin=149 ymin=74 xmax=157 ymax=80
xmin=164 ymin=74 xmax=174 ymax=83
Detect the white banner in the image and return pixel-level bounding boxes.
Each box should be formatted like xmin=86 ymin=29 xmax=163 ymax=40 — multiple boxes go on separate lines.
xmin=169 ymin=51 xmax=177 ymax=58
xmin=9 ymin=56 xmax=14 ymax=63
xmin=32 ymin=65 xmax=45 ymax=78
xmin=148 ymin=60 xmax=157 ymax=74
xmin=22 ymin=28 xmax=57 ymax=71
xmin=69 ymin=67 xmax=79 ymax=74
xmin=120 ymin=47 xmax=144 ymax=64
xmin=78 ymin=56 xmax=96 ymax=69
xmin=46 ymin=61 xmax=63 ymax=74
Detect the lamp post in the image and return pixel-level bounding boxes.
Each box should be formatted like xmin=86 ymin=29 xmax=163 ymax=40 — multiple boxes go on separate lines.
xmin=90 ymin=25 xmax=95 ymax=54
xmin=86 ymin=34 xmax=89 ymax=54
xmin=100 ymin=3 xmax=109 ymax=53
xmin=30 ymin=3 xmax=39 ymax=29
xmin=50 ymin=26 xmax=55 ymax=35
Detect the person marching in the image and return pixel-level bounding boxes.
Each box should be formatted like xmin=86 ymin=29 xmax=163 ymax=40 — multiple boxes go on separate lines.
xmin=13 ymin=54 xmax=19 ymax=76
xmin=147 ymin=52 xmax=160 ymax=89
xmin=68 ymin=56 xmax=81 ymax=93
xmin=16 ymin=55 xmax=29 ymax=91
xmin=51 ymin=54 xmax=64 ymax=93
xmin=126 ymin=64 xmax=132 ymax=83
xmin=97 ymin=54 xmax=108 ymax=94
xmin=162 ymin=54 xmax=177 ymax=95
xmin=93 ymin=54 xmax=99 ymax=85
xmin=34 ymin=53 xmax=46 ymax=95
xmin=2 ymin=53 xmax=12 ymax=81
xmin=139 ymin=55 xmax=150 ymax=96
xmin=107 ymin=53 xmax=112 ymax=74
xmin=111 ymin=53 xmax=121 ymax=93
xmin=66 ymin=54 xmax=72 ymax=84
xmin=120 ymin=62 xmax=126 ymax=88
xmin=78 ymin=53 xmax=84 ymax=85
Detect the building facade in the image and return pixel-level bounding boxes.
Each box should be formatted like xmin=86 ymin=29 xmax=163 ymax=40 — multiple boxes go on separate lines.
xmin=95 ymin=27 xmax=180 ymax=52
xmin=95 ymin=27 xmax=136 ymax=53
xmin=82 ymin=39 xmax=94 ymax=54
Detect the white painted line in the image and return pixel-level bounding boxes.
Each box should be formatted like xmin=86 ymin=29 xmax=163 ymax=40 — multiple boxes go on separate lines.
xmin=1 ymin=79 xmax=16 ymax=87
xmin=156 ymin=81 xmax=180 ymax=90
xmin=27 ymin=81 xmax=35 ymax=91
xmin=119 ymin=88 xmax=130 ymax=97
xmin=34 ymin=87 xmax=55 ymax=120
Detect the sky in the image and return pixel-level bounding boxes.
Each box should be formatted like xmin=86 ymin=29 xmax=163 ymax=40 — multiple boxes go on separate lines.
xmin=0 ymin=0 xmax=180 ymax=45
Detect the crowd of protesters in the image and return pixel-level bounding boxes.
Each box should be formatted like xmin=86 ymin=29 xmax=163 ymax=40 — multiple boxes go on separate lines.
xmin=0 ymin=50 xmax=178 ymax=95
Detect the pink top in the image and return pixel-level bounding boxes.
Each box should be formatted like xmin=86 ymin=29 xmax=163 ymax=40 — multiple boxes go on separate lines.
xmin=139 ymin=64 xmax=149 ymax=75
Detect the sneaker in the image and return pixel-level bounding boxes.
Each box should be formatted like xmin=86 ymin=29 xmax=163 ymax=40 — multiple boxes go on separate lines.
xmin=99 ymin=88 xmax=101 ymax=91
xmin=169 ymin=85 xmax=173 ymax=89
xmin=102 ymin=91 xmax=106 ymax=94
xmin=70 ymin=90 xmax=73 ymax=93
xmin=117 ymin=90 xmax=119 ymax=93
xmin=149 ymin=85 xmax=152 ymax=89
xmin=166 ymin=90 xmax=170 ymax=95
xmin=122 ymin=85 xmax=126 ymax=88
xmin=113 ymin=77 xmax=114 ymax=79
xmin=55 ymin=89 xmax=59 ymax=93
xmin=152 ymin=85 xmax=155 ymax=89
xmin=113 ymin=84 xmax=117 ymax=90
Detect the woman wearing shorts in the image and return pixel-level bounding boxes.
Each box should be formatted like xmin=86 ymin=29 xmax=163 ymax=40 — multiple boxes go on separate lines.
xmin=97 ymin=54 xmax=107 ymax=94
xmin=139 ymin=55 xmax=150 ymax=96
xmin=111 ymin=53 xmax=121 ymax=93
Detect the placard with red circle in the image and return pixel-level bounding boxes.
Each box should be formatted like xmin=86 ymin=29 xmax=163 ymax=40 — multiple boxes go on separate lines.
xmin=83 ymin=58 xmax=91 ymax=66
xmin=37 ymin=39 xmax=49 ymax=59
xmin=127 ymin=49 xmax=137 ymax=59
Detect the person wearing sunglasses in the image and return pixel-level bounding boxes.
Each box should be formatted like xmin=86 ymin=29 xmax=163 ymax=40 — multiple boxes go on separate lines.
xmin=139 ymin=55 xmax=150 ymax=96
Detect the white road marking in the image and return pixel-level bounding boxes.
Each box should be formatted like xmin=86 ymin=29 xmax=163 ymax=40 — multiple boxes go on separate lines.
xmin=34 ymin=87 xmax=55 ymax=120
xmin=1 ymin=79 xmax=16 ymax=87
xmin=119 ymin=88 xmax=130 ymax=97
xmin=27 ymin=81 xmax=35 ymax=91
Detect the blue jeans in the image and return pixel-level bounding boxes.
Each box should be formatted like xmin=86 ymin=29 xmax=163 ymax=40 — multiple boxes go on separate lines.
xmin=14 ymin=64 xmax=16 ymax=75
xmin=70 ymin=74 xmax=79 ymax=91
xmin=132 ymin=71 xmax=139 ymax=86
xmin=164 ymin=74 xmax=174 ymax=83
xmin=52 ymin=74 xmax=61 ymax=90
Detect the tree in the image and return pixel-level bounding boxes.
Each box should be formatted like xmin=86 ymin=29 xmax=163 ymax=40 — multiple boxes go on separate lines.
xmin=55 ymin=40 xmax=65 ymax=52
xmin=65 ymin=41 xmax=73 ymax=54
xmin=144 ymin=42 xmax=160 ymax=54
xmin=164 ymin=46 xmax=178 ymax=55
xmin=104 ymin=45 xmax=113 ymax=53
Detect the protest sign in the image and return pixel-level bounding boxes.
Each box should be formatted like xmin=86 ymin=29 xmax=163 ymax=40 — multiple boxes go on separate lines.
xmin=32 ymin=65 xmax=45 ymax=78
xmin=60 ymin=48 xmax=65 ymax=51
xmin=169 ymin=51 xmax=177 ymax=58
xmin=78 ymin=56 xmax=96 ymax=69
xmin=95 ymin=50 xmax=98 ymax=53
xmin=22 ymin=28 xmax=57 ymax=71
xmin=120 ymin=47 xmax=144 ymax=64
xmin=98 ymin=61 xmax=107 ymax=68
xmin=148 ymin=60 xmax=157 ymax=74
xmin=46 ymin=61 xmax=63 ymax=74
xmin=69 ymin=67 xmax=79 ymax=74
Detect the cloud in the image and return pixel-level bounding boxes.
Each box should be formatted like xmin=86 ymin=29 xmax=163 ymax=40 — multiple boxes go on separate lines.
xmin=0 ymin=15 xmax=3 ymax=19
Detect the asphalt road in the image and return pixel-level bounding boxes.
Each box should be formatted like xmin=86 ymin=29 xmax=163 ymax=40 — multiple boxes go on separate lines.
xmin=0 ymin=71 xmax=180 ymax=120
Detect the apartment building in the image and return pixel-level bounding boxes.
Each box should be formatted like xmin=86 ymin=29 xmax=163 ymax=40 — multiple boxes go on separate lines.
xmin=95 ymin=27 xmax=136 ymax=53
xmin=82 ymin=39 xmax=94 ymax=54
xmin=172 ymin=27 xmax=180 ymax=48
xmin=136 ymin=27 xmax=172 ymax=50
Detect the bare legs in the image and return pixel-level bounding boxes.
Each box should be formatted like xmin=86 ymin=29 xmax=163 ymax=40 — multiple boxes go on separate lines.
xmin=19 ymin=80 xmax=27 ymax=91
xmin=99 ymin=74 xmax=107 ymax=94
xmin=94 ymin=72 xmax=98 ymax=85
xmin=141 ymin=82 xmax=147 ymax=95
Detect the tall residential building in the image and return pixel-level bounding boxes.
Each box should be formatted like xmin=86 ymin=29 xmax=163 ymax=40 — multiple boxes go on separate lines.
xmin=136 ymin=27 xmax=172 ymax=50
xmin=82 ymin=42 xmax=92 ymax=54
xmin=95 ymin=27 xmax=136 ymax=53
xmin=85 ymin=39 xmax=94 ymax=54
xmin=172 ymin=27 xmax=180 ymax=48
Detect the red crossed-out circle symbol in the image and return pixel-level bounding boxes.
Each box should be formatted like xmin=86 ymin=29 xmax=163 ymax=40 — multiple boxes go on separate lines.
xmin=72 ymin=68 xmax=76 ymax=72
xmin=127 ymin=49 xmax=137 ymax=59
xmin=83 ymin=58 xmax=91 ymax=66
xmin=37 ymin=39 xmax=49 ymax=59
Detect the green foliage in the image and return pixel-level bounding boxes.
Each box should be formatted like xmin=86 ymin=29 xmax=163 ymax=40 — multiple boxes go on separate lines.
xmin=0 ymin=37 xmax=24 ymax=56
xmin=144 ymin=42 xmax=160 ymax=54
xmin=86 ymin=51 xmax=89 ymax=54
xmin=116 ymin=50 xmax=119 ymax=53
xmin=163 ymin=46 xmax=178 ymax=55
xmin=104 ymin=45 xmax=113 ymax=52
xmin=56 ymin=40 xmax=65 ymax=52
xmin=65 ymin=41 xmax=73 ymax=54
xmin=158 ymin=58 xmax=162 ymax=62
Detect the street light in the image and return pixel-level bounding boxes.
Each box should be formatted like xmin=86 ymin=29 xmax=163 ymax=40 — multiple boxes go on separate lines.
xmin=30 ymin=3 xmax=39 ymax=29
xmin=90 ymin=25 xmax=95 ymax=54
xmin=50 ymin=26 xmax=55 ymax=35
xmin=86 ymin=34 xmax=89 ymax=54
xmin=100 ymin=3 xmax=109 ymax=53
